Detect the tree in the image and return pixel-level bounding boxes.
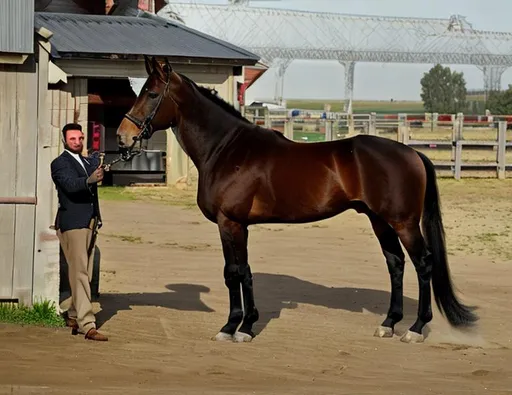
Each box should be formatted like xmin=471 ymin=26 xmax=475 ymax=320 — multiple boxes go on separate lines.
xmin=420 ymin=64 xmax=467 ymax=114
xmin=486 ymin=85 xmax=512 ymax=114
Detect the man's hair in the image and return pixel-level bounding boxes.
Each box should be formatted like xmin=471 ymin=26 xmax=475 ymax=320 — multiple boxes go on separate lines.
xmin=62 ymin=123 xmax=83 ymax=140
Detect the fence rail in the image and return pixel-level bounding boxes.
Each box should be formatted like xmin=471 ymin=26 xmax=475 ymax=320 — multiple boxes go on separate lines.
xmin=244 ymin=109 xmax=511 ymax=180
xmin=0 ymin=197 xmax=37 ymax=205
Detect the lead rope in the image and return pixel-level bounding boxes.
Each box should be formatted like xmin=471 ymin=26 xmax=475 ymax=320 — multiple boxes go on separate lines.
xmin=98 ymin=143 xmax=145 ymax=172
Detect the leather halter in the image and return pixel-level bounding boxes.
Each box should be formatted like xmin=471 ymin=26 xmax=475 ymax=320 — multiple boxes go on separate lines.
xmin=121 ymin=72 xmax=172 ymax=160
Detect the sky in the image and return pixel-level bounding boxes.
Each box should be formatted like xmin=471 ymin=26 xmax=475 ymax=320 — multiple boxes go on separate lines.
xmin=168 ymin=0 xmax=512 ymax=102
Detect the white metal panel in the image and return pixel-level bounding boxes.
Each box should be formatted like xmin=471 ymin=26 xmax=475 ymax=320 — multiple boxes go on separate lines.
xmin=0 ymin=0 xmax=34 ymax=54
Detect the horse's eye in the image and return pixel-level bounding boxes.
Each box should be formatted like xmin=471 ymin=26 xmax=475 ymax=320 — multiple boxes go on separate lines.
xmin=148 ymin=91 xmax=159 ymax=99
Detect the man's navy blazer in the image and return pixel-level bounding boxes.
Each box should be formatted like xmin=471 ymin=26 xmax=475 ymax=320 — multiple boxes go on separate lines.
xmin=50 ymin=150 xmax=102 ymax=233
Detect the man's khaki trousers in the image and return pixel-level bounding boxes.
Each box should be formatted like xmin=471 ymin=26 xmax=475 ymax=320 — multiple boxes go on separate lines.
xmin=57 ymin=226 xmax=96 ymax=334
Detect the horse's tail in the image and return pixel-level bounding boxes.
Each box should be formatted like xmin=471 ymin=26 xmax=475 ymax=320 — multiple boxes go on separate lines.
xmin=416 ymin=150 xmax=478 ymax=328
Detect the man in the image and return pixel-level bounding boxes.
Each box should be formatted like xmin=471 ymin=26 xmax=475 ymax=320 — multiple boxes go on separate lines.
xmin=51 ymin=123 xmax=108 ymax=341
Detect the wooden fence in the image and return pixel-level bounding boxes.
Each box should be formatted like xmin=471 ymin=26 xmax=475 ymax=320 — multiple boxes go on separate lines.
xmin=245 ymin=110 xmax=511 ymax=180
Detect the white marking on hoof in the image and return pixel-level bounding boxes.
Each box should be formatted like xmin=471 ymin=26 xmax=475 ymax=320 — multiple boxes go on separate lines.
xmin=374 ymin=326 xmax=394 ymax=338
xmin=400 ymin=330 xmax=424 ymax=344
xmin=233 ymin=332 xmax=253 ymax=343
xmin=213 ymin=332 xmax=233 ymax=342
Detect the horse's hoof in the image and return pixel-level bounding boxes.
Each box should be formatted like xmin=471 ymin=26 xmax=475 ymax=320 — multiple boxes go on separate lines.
xmin=400 ymin=330 xmax=424 ymax=344
xmin=233 ymin=331 xmax=253 ymax=343
xmin=374 ymin=326 xmax=394 ymax=338
xmin=213 ymin=332 xmax=233 ymax=342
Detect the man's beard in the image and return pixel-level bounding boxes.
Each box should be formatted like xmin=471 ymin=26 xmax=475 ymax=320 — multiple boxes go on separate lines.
xmin=65 ymin=144 xmax=83 ymax=154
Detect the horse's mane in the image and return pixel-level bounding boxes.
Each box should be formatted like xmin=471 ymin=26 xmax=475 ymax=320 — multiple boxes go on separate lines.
xmin=178 ymin=73 xmax=252 ymax=124
xmin=177 ymin=72 xmax=289 ymax=141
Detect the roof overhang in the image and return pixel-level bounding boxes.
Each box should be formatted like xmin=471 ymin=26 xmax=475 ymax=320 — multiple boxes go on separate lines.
xmin=48 ymin=60 xmax=67 ymax=84
xmin=244 ymin=61 xmax=269 ymax=89
xmin=34 ymin=11 xmax=260 ymax=68
xmin=53 ymin=58 xmax=241 ymax=79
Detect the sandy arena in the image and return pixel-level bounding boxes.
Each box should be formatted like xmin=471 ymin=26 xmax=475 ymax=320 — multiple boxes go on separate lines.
xmin=1 ymin=182 xmax=511 ymax=394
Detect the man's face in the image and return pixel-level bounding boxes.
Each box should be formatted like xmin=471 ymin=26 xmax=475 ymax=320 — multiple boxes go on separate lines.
xmin=65 ymin=129 xmax=84 ymax=154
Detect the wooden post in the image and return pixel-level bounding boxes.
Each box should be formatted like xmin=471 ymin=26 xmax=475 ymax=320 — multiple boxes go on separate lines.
xmin=264 ymin=110 xmax=271 ymax=128
xmin=454 ymin=141 xmax=462 ymax=180
xmin=165 ymin=128 xmax=173 ymax=186
xmin=451 ymin=115 xmax=462 ymax=164
xmin=433 ymin=112 xmax=438 ymax=129
xmin=345 ymin=112 xmax=355 ymax=136
xmin=457 ymin=112 xmax=464 ymax=140
xmin=369 ymin=112 xmax=377 ymax=136
xmin=324 ymin=119 xmax=332 ymax=141
xmin=453 ymin=113 xmax=463 ymax=140
xmin=166 ymin=130 xmax=187 ymax=186
xmin=403 ymin=121 xmax=410 ymax=145
xmin=398 ymin=119 xmax=409 ymax=145
xmin=497 ymin=121 xmax=507 ymax=179
xmin=32 ymin=39 xmax=61 ymax=309
xmin=284 ymin=118 xmax=294 ymax=140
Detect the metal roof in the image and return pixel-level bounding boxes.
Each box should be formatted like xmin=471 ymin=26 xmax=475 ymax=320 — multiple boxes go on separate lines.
xmin=33 ymin=11 xmax=260 ymax=64
xmin=0 ymin=0 xmax=34 ymax=54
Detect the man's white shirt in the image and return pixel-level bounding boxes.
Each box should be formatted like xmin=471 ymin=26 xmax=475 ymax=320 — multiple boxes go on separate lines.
xmin=65 ymin=149 xmax=88 ymax=175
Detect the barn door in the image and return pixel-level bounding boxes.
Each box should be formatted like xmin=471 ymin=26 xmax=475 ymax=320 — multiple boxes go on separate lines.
xmin=0 ymin=58 xmax=38 ymax=304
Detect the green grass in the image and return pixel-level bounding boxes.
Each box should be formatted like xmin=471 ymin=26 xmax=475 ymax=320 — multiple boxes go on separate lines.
xmin=99 ymin=185 xmax=197 ymax=207
xmin=286 ymin=96 xmax=486 ymax=115
xmin=0 ymin=300 xmax=65 ymax=327
xmin=286 ymin=99 xmax=426 ymax=114
xmin=293 ymin=131 xmax=326 ymax=142
xmin=98 ymin=186 xmax=137 ymax=201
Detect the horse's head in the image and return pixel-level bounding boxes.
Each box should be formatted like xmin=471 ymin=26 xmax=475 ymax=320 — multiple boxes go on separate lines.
xmin=116 ymin=56 xmax=181 ymax=157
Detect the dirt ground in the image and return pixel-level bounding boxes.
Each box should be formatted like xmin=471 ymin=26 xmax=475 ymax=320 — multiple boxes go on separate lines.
xmin=1 ymin=182 xmax=512 ymax=395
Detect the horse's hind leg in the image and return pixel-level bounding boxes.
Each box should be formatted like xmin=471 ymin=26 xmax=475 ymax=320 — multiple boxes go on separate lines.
xmin=368 ymin=213 xmax=406 ymax=338
xmin=394 ymin=221 xmax=433 ymax=343
xmin=214 ymin=214 xmax=259 ymax=343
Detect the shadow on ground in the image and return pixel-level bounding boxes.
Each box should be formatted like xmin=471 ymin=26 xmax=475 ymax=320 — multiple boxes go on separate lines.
xmin=95 ymin=273 xmax=419 ymax=335
xmin=251 ymin=272 xmax=418 ymax=336
xmin=95 ymin=284 xmax=214 ymax=328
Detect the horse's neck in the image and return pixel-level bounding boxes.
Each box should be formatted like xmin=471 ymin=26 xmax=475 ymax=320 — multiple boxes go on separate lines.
xmin=174 ymin=98 xmax=241 ymax=168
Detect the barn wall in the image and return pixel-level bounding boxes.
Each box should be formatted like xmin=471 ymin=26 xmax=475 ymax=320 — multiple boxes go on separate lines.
xmin=0 ymin=0 xmax=34 ymax=54
xmin=31 ymin=38 xmax=62 ymax=309
xmin=47 ymin=78 xmax=88 ymax=221
xmin=0 ymin=56 xmax=38 ymax=304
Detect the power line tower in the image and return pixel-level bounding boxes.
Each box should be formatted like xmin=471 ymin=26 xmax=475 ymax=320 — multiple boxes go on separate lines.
xmin=161 ymin=3 xmax=512 ymax=108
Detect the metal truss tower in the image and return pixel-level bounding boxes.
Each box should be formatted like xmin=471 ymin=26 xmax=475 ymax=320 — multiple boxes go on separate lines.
xmin=160 ymin=2 xmax=512 ymax=109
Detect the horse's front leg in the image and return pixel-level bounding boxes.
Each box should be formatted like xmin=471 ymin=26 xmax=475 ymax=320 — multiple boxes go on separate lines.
xmin=214 ymin=214 xmax=259 ymax=343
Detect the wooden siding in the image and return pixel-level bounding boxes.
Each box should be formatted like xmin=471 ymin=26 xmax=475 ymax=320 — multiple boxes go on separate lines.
xmin=0 ymin=0 xmax=34 ymax=54
xmin=0 ymin=57 xmax=38 ymax=303
xmin=48 ymin=78 xmax=88 ymax=156
xmin=32 ymin=40 xmax=60 ymax=308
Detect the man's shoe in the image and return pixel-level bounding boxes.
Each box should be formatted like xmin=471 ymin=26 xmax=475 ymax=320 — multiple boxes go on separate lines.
xmin=85 ymin=328 xmax=108 ymax=341
xmin=65 ymin=317 xmax=78 ymax=330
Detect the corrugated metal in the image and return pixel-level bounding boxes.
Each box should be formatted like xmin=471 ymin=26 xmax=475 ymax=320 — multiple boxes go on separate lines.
xmin=34 ymin=12 xmax=259 ymax=63
xmin=0 ymin=0 xmax=34 ymax=54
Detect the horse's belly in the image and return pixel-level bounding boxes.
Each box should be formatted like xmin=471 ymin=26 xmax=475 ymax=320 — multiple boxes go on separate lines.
xmin=246 ymin=180 xmax=348 ymax=224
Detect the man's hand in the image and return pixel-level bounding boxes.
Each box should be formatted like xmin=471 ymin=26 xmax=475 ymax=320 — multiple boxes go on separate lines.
xmin=87 ymin=167 xmax=104 ymax=184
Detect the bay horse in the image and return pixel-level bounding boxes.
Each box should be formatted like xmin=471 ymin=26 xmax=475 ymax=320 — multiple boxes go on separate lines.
xmin=116 ymin=56 xmax=477 ymax=344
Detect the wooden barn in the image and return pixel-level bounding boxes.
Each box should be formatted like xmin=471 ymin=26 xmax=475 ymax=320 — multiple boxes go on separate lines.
xmin=0 ymin=0 xmax=59 ymax=307
xmin=1 ymin=0 xmax=260 ymax=309
xmin=34 ymin=0 xmax=260 ymax=186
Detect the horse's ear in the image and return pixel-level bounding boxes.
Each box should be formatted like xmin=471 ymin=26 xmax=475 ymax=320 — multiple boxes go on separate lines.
xmin=144 ymin=55 xmax=152 ymax=75
xmin=151 ymin=56 xmax=160 ymax=73
xmin=164 ymin=58 xmax=173 ymax=74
